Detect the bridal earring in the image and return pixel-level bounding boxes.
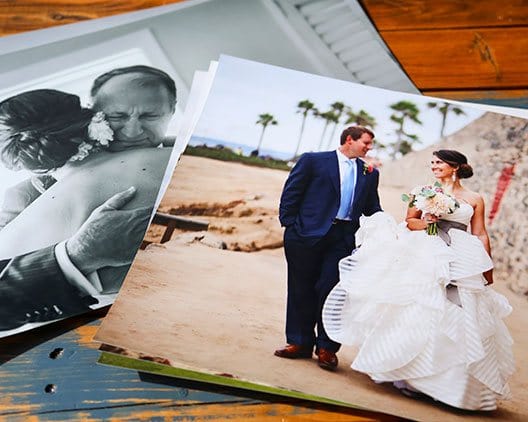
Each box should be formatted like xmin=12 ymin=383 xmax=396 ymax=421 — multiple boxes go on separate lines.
xmin=452 ymin=171 xmax=457 ymax=182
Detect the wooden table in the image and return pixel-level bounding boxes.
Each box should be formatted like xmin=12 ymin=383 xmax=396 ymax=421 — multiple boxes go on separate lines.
xmin=0 ymin=308 xmax=400 ymax=420
xmin=1 ymin=1 xmax=523 ymax=420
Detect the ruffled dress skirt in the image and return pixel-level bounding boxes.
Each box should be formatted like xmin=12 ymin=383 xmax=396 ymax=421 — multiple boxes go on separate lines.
xmin=322 ymin=212 xmax=515 ymax=410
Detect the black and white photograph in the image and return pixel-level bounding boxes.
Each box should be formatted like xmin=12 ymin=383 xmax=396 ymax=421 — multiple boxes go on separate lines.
xmin=95 ymin=56 xmax=527 ymax=421
xmin=0 ymin=61 xmax=182 ymax=336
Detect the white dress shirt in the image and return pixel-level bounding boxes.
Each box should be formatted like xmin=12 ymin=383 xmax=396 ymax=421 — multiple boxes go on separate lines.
xmin=336 ymin=149 xmax=357 ymax=220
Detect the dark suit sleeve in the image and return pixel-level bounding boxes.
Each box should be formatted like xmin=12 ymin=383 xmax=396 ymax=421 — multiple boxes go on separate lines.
xmin=364 ymin=169 xmax=382 ymax=216
xmin=0 ymin=246 xmax=97 ymax=331
xmin=279 ymin=154 xmax=311 ymax=227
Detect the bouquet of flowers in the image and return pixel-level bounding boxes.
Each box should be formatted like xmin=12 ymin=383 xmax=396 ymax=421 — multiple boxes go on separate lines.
xmin=402 ymin=182 xmax=459 ymax=235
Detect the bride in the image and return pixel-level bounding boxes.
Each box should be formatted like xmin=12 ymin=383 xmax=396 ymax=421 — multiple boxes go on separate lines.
xmin=0 ymin=88 xmax=171 ymax=292
xmin=322 ymin=149 xmax=514 ymax=411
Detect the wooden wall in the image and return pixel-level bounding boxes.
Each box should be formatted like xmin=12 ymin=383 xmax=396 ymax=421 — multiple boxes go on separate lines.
xmin=360 ymin=0 xmax=528 ymax=106
xmin=1 ymin=0 xmax=526 ymax=107
xmin=0 ymin=1 xmax=182 ymax=35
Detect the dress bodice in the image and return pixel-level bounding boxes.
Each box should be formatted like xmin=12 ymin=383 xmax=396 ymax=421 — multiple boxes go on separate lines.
xmin=441 ymin=202 xmax=474 ymax=226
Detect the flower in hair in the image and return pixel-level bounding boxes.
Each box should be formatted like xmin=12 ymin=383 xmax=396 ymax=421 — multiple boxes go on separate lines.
xmin=69 ymin=112 xmax=114 ymax=162
xmin=69 ymin=142 xmax=94 ymax=162
xmin=88 ymin=111 xmax=113 ymax=146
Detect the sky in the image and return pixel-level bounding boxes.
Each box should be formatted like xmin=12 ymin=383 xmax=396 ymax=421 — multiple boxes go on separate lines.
xmin=193 ymin=56 xmax=489 ymax=159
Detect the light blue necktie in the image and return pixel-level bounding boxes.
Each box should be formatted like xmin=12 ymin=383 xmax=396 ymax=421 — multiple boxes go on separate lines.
xmin=336 ymin=159 xmax=355 ymax=219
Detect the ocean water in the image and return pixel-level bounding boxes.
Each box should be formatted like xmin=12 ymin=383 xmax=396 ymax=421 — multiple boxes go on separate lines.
xmin=188 ymin=136 xmax=292 ymax=161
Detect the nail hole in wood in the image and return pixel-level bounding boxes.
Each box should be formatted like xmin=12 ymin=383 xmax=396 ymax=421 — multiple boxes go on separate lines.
xmin=49 ymin=348 xmax=64 ymax=359
xmin=44 ymin=384 xmax=57 ymax=394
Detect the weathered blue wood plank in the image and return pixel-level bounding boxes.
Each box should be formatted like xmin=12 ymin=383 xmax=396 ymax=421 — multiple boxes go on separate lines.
xmin=0 ymin=312 xmax=399 ymax=420
xmin=0 ymin=312 xmax=255 ymax=419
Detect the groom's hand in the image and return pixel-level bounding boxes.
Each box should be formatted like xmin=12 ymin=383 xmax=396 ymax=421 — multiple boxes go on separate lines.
xmin=66 ymin=187 xmax=152 ymax=275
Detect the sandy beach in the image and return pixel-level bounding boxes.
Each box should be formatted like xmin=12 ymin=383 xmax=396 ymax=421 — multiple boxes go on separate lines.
xmin=96 ymin=155 xmax=527 ymax=421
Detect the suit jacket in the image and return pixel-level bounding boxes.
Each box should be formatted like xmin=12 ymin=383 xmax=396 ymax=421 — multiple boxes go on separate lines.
xmin=279 ymin=151 xmax=381 ymax=244
xmin=0 ymin=175 xmax=95 ymax=332
xmin=0 ymin=246 xmax=97 ymax=331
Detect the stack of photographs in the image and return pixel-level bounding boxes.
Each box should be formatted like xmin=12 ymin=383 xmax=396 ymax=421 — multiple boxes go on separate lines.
xmin=0 ymin=0 xmax=415 ymax=338
xmin=0 ymin=1 xmax=526 ymax=420
xmin=93 ymin=55 xmax=528 ymax=421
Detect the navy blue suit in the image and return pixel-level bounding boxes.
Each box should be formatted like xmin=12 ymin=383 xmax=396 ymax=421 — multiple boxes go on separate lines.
xmin=279 ymin=151 xmax=381 ymax=352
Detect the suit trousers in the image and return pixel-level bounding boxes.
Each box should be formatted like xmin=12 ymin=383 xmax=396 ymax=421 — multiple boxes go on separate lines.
xmin=283 ymin=222 xmax=356 ymax=352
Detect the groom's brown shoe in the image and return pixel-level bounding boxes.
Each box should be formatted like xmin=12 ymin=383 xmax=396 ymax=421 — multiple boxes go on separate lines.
xmin=274 ymin=344 xmax=313 ymax=359
xmin=317 ymin=348 xmax=338 ymax=371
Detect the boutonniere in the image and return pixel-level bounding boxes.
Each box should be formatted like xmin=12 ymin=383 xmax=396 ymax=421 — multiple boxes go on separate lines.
xmin=362 ymin=162 xmax=374 ymax=175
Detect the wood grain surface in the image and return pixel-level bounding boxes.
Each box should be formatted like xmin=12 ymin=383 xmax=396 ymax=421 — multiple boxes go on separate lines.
xmin=360 ymin=0 xmax=528 ymax=31
xmin=361 ymin=0 xmax=528 ymax=104
xmin=0 ymin=1 xmax=525 ymax=420
xmin=1 ymin=0 xmax=527 ymax=106
xmin=0 ymin=1 xmax=182 ymax=35
xmin=379 ymin=27 xmax=528 ymax=90
xmin=0 ymin=310 xmax=400 ymax=421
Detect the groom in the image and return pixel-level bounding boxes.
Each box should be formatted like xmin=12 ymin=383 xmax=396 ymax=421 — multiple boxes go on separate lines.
xmin=275 ymin=125 xmax=381 ymax=370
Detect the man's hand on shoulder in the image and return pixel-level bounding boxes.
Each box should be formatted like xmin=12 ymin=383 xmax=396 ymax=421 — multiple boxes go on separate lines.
xmin=66 ymin=187 xmax=152 ymax=275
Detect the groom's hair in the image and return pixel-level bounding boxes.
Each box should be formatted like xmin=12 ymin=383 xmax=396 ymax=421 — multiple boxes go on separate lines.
xmin=340 ymin=126 xmax=374 ymax=145
xmin=91 ymin=65 xmax=177 ymax=111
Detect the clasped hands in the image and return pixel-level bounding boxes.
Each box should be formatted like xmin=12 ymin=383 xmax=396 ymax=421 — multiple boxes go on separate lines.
xmin=421 ymin=213 xmax=439 ymax=224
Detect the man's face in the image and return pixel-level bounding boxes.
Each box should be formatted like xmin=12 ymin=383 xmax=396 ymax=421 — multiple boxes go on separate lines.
xmin=93 ymin=73 xmax=174 ymax=152
xmin=345 ymin=133 xmax=374 ymax=158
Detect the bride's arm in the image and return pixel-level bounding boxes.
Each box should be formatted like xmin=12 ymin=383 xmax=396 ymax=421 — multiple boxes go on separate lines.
xmin=405 ymin=206 xmax=435 ymax=231
xmin=470 ymin=195 xmax=493 ymax=284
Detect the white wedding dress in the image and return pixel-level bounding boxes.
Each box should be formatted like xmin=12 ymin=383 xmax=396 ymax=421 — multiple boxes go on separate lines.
xmin=322 ymin=204 xmax=514 ymax=410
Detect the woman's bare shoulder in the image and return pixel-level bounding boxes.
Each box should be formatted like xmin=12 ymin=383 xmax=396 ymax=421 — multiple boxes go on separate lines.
xmin=66 ymin=147 xmax=169 ymax=182
xmin=69 ymin=147 xmax=170 ymax=204
xmin=45 ymin=147 xmax=171 ymax=216
xmin=459 ymin=188 xmax=483 ymax=208
xmin=71 ymin=147 xmax=170 ymax=174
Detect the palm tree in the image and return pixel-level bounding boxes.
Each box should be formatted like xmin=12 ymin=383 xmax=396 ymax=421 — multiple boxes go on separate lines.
xmin=388 ymin=100 xmax=422 ymax=159
xmin=345 ymin=109 xmax=377 ymax=128
xmin=293 ymin=99 xmax=316 ymax=159
xmin=427 ymin=101 xmax=466 ymax=138
xmin=315 ymin=109 xmax=338 ymax=151
xmin=325 ymin=101 xmax=346 ymax=149
xmin=254 ymin=113 xmax=278 ymax=157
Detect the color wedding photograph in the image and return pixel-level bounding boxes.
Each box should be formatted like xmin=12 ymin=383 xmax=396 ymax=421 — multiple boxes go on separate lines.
xmin=95 ymin=56 xmax=528 ymax=422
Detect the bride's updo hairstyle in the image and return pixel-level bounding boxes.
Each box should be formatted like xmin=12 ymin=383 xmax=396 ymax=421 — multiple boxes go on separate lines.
xmin=0 ymin=89 xmax=94 ymax=173
xmin=433 ymin=149 xmax=473 ymax=179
